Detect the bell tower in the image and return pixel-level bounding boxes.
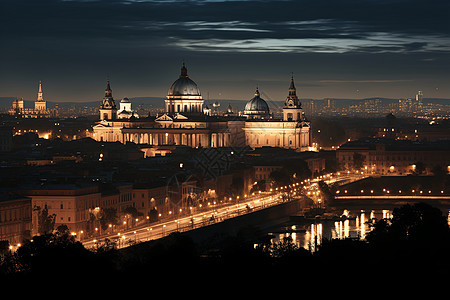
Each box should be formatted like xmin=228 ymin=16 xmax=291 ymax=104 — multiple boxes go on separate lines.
xmin=283 ymin=75 xmax=302 ymax=121
xmin=99 ymin=80 xmax=117 ymax=121
xmin=35 ymin=81 xmax=47 ymax=111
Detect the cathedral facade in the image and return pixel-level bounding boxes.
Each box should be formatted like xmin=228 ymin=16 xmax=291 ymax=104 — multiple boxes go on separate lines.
xmin=9 ymin=81 xmax=57 ymax=118
xmin=92 ymin=64 xmax=311 ymax=151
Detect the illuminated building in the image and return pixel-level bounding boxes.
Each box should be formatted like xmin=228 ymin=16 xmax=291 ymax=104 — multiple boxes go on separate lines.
xmin=35 ymin=81 xmax=46 ymax=111
xmin=242 ymin=76 xmax=311 ymax=150
xmin=19 ymin=182 xmax=133 ymax=235
xmin=8 ymin=81 xmax=58 ymax=118
xmin=99 ymin=80 xmax=117 ymax=121
xmin=337 ymin=137 xmax=450 ymax=175
xmin=117 ymin=97 xmax=139 ymax=119
xmin=165 ymin=63 xmax=204 ymax=115
xmin=0 ymin=194 xmax=32 ymax=246
xmin=93 ymin=64 xmax=312 ymax=151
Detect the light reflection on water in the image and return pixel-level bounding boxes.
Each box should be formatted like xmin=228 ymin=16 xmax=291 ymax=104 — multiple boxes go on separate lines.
xmin=270 ymin=209 xmax=450 ymax=252
xmin=270 ymin=209 xmax=394 ymax=251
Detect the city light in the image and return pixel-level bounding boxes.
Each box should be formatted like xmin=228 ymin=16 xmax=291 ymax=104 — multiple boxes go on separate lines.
xmin=1 ymin=0 xmax=449 ymax=279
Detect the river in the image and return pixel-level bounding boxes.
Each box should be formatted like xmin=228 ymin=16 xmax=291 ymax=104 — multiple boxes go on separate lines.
xmin=268 ymin=208 xmax=450 ymax=252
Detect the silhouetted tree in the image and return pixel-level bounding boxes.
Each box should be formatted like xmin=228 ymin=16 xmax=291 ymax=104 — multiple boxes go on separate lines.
xmin=269 ymin=169 xmax=291 ymax=187
xmin=124 ymin=206 xmax=140 ymax=219
xmin=95 ymin=238 xmax=117 ymax=253
xmin=412 ymin=161 xmax=426 ymax=175
xmin=271 ymin=236 xmax=299 ymax=258
xmin=250 ymin=180 xmax=266 ymax=193
xmin=353 ymin=152 xmax=365 ymax=170
xmin=148 ymin=208 xmax=159 ymax=223
xmin=367 ymin=202 xmax=450 ymax=247
xmin=99 ymin=208 xmax=119 ymax=231
xmin=229 ymin=176 xmax=244 ymax=196
xmin=38 ymin=207 xmax=55 ymax=235
xmin=317 ymin=180 xmax=334 ymax=204
xmin=282 ymin=158 xmax=312 ymax=181
xmin=0 ymin=241 xmax=9 ymax=256
xmin=269 ymin=159 xmax=311 ymax=188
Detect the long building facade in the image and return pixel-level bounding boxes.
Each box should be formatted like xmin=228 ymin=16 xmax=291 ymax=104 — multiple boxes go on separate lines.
xmin=337 ymin=137 xmax=450 ymax=175
xmin=93 ymin=65 xmax=312 ymax=151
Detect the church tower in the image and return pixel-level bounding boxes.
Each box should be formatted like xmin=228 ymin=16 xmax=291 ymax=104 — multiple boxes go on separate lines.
xmin=282 ymin=75 xmax=303 ymax=122
xmin=99 ymin=80 xmax=117 ymax=121
xmin=34 ymin=81 xmax=47 ymax=111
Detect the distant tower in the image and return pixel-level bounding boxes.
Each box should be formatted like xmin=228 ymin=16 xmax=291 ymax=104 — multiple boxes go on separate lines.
xmin=99 ymin=80 xmax=117 ymax=121
xmin=415 ymin=90 xmax=423 ymax=111
xmin=224 ymin=103 xmax=234 ymax=116
xmin=416 ymin=90 xmax=423 ymax=102
xmin=12 ymin=98 xmax=24 ymax=110
xmin=282 ymin=75 xmax=303 ymax=121
xmin=34 ymin=81 xmax=47 ymax=111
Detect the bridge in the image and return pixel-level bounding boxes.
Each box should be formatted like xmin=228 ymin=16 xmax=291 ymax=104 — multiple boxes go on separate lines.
xmin=82 ymin=190 xmax=300 ymax=250
xmin=81 ymin=171 xmax=367 ymax=250
xmin=331 ymin=175 xmax=450 ymax=211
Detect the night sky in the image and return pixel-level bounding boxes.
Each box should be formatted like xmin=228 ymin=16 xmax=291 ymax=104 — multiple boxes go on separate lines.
xmin=1 ymin=0 xmax=449 ymax=103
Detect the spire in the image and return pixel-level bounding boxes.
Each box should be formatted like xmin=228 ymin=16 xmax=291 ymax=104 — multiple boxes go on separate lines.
xmin=37 ymin=81 xmax=44 ymax=102
xmin=105 ymin=80 xmax=112 ymax=98
xmin=285 ymin=75 xmax=300 ymax=107
xmin=180 ymin=62 xmax=188 ymax=77
xmin=289 ymin=73 xmax=296 ymax=92
xmin=227 ymin=103 xmax=233 ymax=113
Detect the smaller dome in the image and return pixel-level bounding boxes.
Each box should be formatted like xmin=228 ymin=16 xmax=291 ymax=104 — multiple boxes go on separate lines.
xmin=244 ymin=88 xmax=270 ymax=115
xmin=121 ymin=97 xmax=130 ymax=103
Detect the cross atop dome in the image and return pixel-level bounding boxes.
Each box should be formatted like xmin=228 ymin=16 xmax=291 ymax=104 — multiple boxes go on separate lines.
xmin=254 ymin=86 xmax=260 ymax=97
xmin=180 ymin=62 xmax=188 ymax=78
xmin=105 ymin=80 xmax=113 ymax=98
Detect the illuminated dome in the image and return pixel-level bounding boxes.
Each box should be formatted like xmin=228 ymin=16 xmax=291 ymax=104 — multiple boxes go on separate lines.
xmin=168 ymin=64 xmax=201 ymax=97
xmin=243 ymin=88 xmax=270 ymax=119
xmin=165 ymin=63 xmax=204 ymax=115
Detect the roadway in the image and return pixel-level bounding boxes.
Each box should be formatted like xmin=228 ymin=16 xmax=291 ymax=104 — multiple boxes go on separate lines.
xmin=82 ymin=171 xmax=367 ymax=250
xmin=82 ymin=193 xmax=286 ymax=250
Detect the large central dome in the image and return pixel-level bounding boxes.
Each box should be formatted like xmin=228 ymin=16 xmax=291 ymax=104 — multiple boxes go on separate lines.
xmin=165 ymin=63 xmax=204 ymax=115
xmin=168 ymin=64 xmax=201 ymax=97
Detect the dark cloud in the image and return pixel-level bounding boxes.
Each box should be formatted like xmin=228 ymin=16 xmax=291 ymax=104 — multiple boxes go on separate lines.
xmin=1 ymin=0 xmax=449 ymax=101
xmin=3 ymin=0 xmax=449 ymax=41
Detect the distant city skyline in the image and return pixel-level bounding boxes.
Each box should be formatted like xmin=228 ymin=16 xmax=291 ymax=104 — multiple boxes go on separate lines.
xmin=1 ymin=0 xmax=449 ymax=102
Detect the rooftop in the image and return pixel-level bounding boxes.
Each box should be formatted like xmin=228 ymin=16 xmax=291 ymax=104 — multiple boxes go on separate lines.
xmin=338 ymin=137 xmax=450 ymax=151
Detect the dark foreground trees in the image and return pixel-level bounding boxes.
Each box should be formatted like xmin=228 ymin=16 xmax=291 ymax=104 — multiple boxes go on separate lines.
xmin=1 ymin=202 xmax=449 ymax=281
xmin=0 ymin=226 xmax=114 ymax=280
